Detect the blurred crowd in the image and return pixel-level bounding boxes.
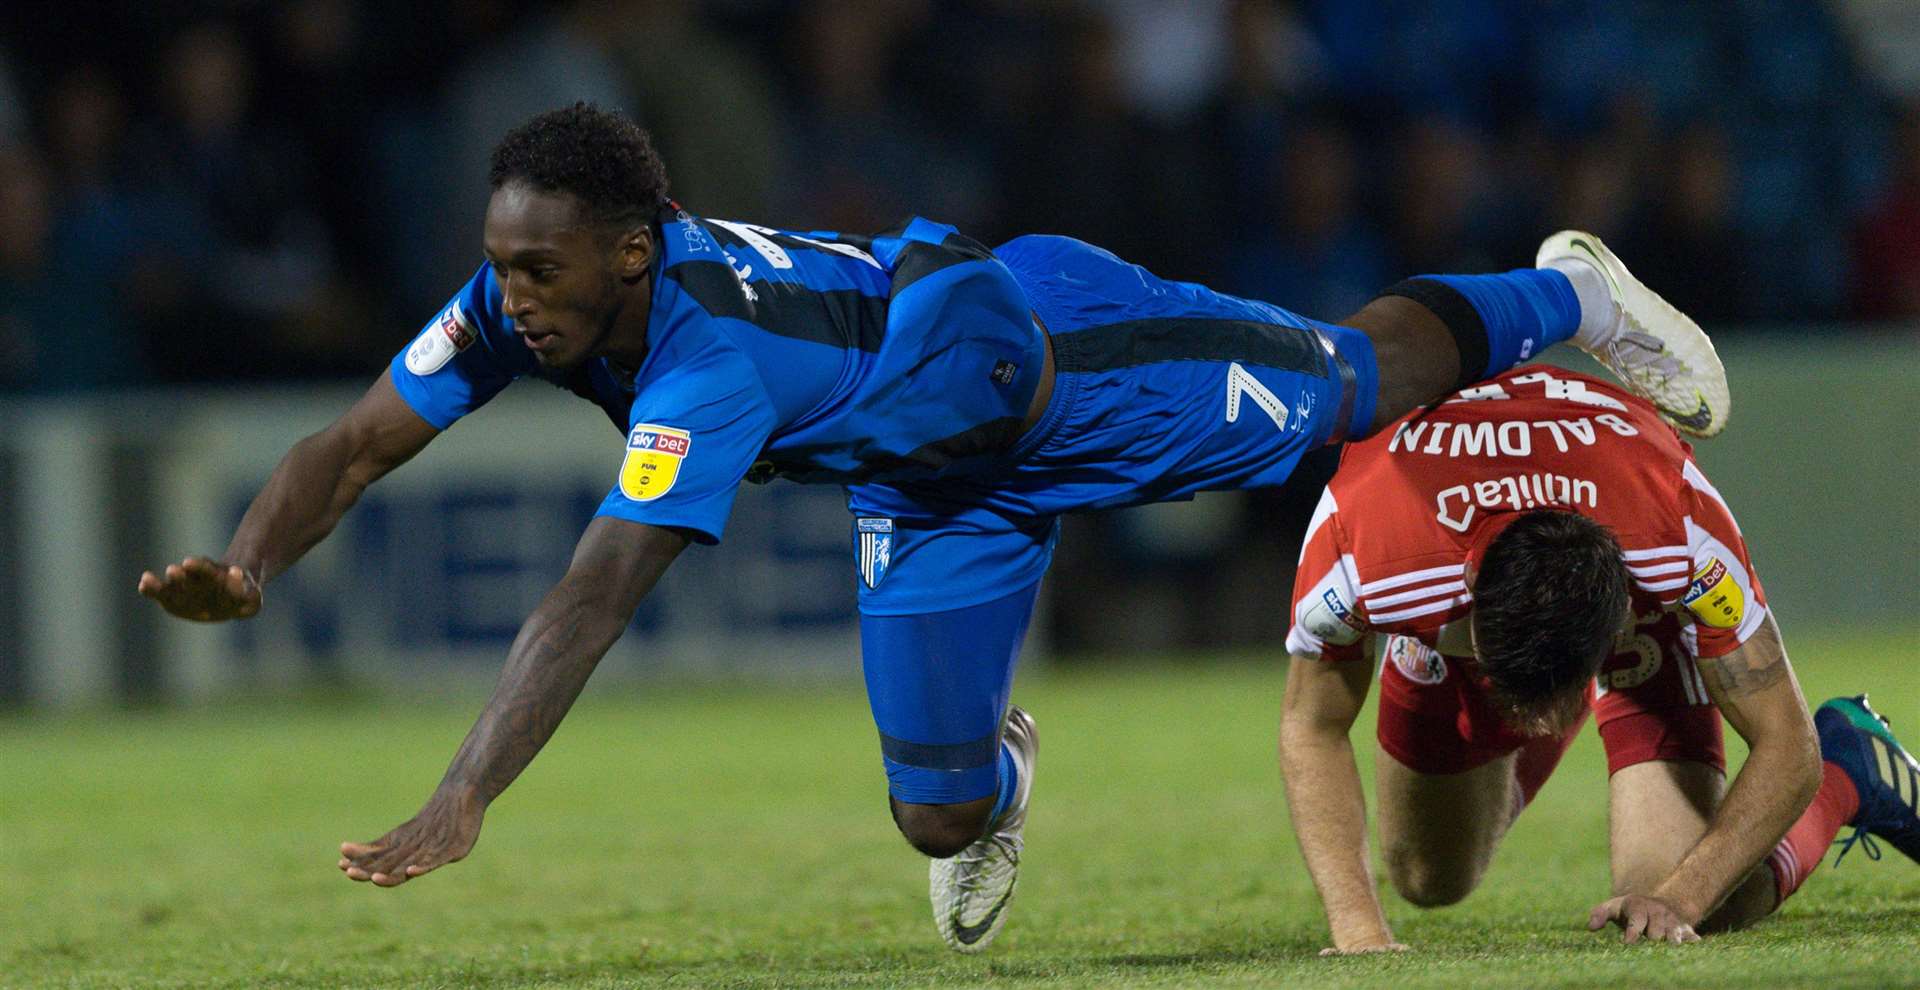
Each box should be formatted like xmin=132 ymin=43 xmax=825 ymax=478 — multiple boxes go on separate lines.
xmin=1 ymin=0 xmax=1917 ymax=396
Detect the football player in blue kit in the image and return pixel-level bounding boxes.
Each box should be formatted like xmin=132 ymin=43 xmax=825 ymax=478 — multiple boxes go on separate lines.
xmin=138 ymin=104 xmax=1732 ymax=952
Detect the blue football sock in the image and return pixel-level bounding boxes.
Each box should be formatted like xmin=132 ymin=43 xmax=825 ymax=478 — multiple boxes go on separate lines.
xmin=986 ymin=740 xmax=1019 ymax=828
xmin=1420 ymin=269 xmax=1582 ymax=379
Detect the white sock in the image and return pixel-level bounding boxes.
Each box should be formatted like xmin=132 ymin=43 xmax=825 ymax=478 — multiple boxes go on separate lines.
xmin=1544 ymin=257 xmax=1619 ymax=350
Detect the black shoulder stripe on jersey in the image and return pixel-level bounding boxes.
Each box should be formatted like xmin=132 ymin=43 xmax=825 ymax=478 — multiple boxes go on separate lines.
xmin=743 ymin=415 xmax=1027 ymax=485
xmin=666 ymin=260 xmax=888 ymax=352
xmin=1051 ymin=317 xmax=1328 ymax=376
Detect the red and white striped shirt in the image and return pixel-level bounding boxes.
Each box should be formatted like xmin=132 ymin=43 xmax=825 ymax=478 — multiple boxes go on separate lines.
xmin=1287 ymin=366 xmax=1767 ymax=664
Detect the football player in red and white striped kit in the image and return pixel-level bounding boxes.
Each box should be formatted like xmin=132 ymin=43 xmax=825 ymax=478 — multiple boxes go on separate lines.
xmin=1280 ymin=365 xmax=1917 ymax=952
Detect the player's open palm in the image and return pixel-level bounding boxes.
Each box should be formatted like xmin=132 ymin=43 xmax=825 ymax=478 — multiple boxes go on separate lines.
xmin=339 ymin=790 xmax=485 ymax=887
xmin=137 ymin=556 xmax=262 ymax=621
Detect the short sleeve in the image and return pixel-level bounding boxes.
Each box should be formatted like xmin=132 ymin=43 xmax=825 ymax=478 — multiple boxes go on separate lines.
xmin=389 ymin=264 xmax=529 ymax=429
xmin=593 ymin=346 xmax=778 ymax=545
xmin=1286 ymin=488 xmax=1370 ymax=661
xmin=1678 ymin=460 xmax=1769 ymax=658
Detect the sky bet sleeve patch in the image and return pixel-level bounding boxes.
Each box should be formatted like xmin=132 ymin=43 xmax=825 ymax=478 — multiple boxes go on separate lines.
xmin=1301 ymin=587 xmax=1367 ymax=646
xmin=404 ymin=302 xmax=476 ymax=375
xmin=619 ymin=425 xmax=692 ymax=502
xmin=1681 ymin=556 xmax=1744 ymax=629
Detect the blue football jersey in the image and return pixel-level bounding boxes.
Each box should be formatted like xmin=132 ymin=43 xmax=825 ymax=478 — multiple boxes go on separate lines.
xmin=389 ymin=205 xmax=1046 ymax=544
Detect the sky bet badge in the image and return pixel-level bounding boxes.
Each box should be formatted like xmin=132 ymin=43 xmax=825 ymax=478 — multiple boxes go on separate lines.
xmin=619 ymin=425 xmax=691 ymax=502
xmin=1681 ymin=556 xmax=1744 ymax=629
xmin=857 ymin=518 xmax=893 ymax=590
xmin=404 ymin=303 xmax=476 ymax=375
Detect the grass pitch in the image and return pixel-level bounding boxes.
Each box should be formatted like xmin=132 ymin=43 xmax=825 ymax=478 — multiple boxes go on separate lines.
xmin=5 ymin=629 xmax=1918 ymax=989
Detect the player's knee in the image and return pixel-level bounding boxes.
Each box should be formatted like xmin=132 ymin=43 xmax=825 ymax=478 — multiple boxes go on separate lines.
xmin=1384 ymin=845 xmax=1478 ymax=908
xmin=890 ymin=799 xmax=992 ymax=859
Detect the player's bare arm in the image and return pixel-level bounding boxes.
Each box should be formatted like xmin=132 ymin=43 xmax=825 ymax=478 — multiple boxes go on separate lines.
xmin=137 ymin=369 xmax=439 ymax=621
xmin=1589 ymin=614 xmax=1821 ymax=942
xmin=338 ymin=517 xmax=689 ymax=887
xmin=1279 ymin=647 xmax=1408 ymax=955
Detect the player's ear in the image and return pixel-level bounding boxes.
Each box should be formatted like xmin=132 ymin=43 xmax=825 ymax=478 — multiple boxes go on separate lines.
xmin=617 ymin=224 xmax=653 ymax=283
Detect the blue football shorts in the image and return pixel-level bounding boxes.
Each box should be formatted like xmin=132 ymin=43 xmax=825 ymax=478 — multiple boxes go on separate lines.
xmin=852 ymin=234 xmax=1381 ymax=804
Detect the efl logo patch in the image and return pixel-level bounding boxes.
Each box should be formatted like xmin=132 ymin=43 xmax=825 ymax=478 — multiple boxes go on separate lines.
xmin=619 ymin=425 xmax=691 ymax=502
xmin=856 ymin=517 xmax=893 ymax=590
xmin=1301 ymin=587 xmax=1365 ymax=646
xmin=1681 ymin=557 xmax=1744 ymax=629
xmin=404 ymin=303 xmax=476 ymax=375
xmin=1387 ymin=635 xmax=1447 ymax=685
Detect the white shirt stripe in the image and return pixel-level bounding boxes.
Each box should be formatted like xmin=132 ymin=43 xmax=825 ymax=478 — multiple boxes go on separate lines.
xmin=1621 ymin=545 xmax=1690 ymax=561
xmin=1360 ymin=563 xmax=1466 ymax=595
xmin=1363 ymin=580 xmax=1469 ymax=609
xmin=1372 ymin=593 xmax=1473 ymax=624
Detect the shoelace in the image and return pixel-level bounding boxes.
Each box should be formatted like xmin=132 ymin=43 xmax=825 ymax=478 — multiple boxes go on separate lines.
xmin=1834 ymin=827 xmax=1883 ymax=867
xmin=952 ymin=837 xmax=1017 ymax=892
xmin=1607 ymin=330 xmax=1687 ymax=385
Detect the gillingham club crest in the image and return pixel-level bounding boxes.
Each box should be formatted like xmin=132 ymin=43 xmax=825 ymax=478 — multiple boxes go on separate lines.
xmin=857 ymin=518 xmax=893 ymax=590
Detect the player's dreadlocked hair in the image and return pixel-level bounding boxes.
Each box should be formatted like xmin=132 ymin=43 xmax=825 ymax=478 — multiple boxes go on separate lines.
xmin=1471 ymin=510 xmax=1630 ymax=735
xmin=488 ymin=102 xmax=669 ymax=230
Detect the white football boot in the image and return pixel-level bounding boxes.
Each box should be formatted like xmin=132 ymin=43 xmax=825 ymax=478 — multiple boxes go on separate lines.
xmin=931 ymin=705 xmax=1036 ymax=953
xmin=1537 ymin=230 xmax=1730 ymax=437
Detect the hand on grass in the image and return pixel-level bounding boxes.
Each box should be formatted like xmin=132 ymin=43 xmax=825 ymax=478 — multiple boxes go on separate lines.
xmin=137 ymin=556 xmax=262 ymax=622
xmin=1319 ymin=939 xmax=1410 ymax=957
xmin=1588 ymin=894 xmax=1700 ymax=945
xmin=339 ymin=789 xmax=485 ymax=888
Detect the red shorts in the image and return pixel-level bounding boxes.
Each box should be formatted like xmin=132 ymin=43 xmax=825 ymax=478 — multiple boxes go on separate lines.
xmin=1373 ymin=609 xmax=1725 ymax=776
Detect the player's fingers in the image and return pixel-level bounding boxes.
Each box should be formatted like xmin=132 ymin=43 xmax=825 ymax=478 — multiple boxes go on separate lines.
xmin=1588 ymin=899 xmax=1620 ymax=931
xmin=343 ymin=865 xmax=372 ymax=881
xmin=340 ymin=841 xmax=386 ymax=857
xmin=1678 ymin=925 xmax=1700 ymax=944
xmin=369 ymin=870 xmax=409 ymax=887
xmin=1622 ymin=911 xmax=1649 ymax=945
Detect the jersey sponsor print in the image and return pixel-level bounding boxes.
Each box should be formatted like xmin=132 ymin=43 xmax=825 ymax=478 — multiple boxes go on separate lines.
xmin=619 ymin=425 xmax=691 ymax=502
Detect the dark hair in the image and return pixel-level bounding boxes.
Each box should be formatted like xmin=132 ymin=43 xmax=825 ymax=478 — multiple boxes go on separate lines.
xmin=488 ymin=102 xmax=669 ymax=229
xmin=1471 ymin=510 xmax=1630 ymax=731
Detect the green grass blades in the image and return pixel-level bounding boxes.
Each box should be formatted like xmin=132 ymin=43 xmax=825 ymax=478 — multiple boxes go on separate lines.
xmin=4 ymin=627 xmax=1917 ymax=988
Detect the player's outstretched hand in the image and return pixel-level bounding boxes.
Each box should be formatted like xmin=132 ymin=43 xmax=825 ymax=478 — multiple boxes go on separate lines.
xmin=339 ymin=789 xmax=485 ymax=888
xmin=1588 ymin=894 xmax=1701 ymax=945
xmin=137 ymin=556 xmax=262 ymax=622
